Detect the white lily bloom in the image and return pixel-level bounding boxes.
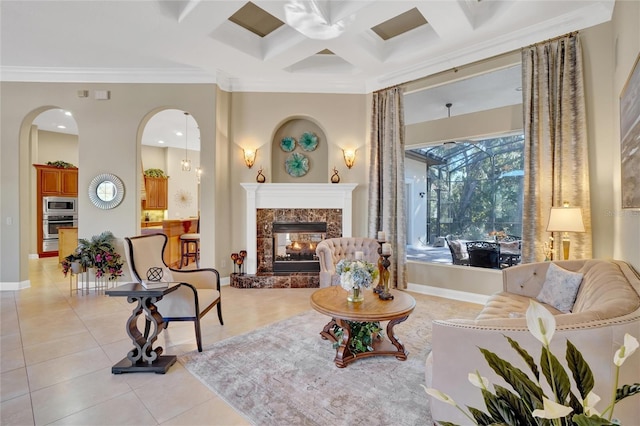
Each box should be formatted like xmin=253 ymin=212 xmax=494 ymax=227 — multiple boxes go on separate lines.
xmin=582 ymin=391 xmax=601 ymax=416
xmin=532 ymin=397 xmax=574 ymax=419
xmin=526 ymin=300 xmax=556 ymax=346
xmin=613 ymin=333 xmax=639 ymax=367
xmin=468 ymin=371 xmax=490 ymax=390
xmin=421 ymin=385 xmax=457 ymax=406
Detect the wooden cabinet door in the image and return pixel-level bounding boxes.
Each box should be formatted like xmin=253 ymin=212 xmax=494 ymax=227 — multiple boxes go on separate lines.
xmin=156 ymin=178 xmax=168 ymax=209
xmin=41 ymin=169 xmax=61 ymax=195
xmin=60 ymin=169 xmax=78 ymax=196
xmin=143 ymin=177 xmax=168 ymax=210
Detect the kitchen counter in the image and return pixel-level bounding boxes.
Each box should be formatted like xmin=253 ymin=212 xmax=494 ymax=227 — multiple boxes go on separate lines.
xmin=140 ymin=218 xmax=198 ymax=268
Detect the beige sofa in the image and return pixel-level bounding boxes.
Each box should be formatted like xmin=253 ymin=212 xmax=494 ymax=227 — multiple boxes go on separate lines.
xmin=315 ymin=237 xmax=380 ymax=287
xmin=426 ymin=259 xmax=640 ymax=424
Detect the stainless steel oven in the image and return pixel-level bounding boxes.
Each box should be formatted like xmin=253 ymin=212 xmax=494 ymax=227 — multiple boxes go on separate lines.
xmin=43 ymin=196 xmax=77 ymax=216
xmin=42 ymin=215 xmax=78 ymax=252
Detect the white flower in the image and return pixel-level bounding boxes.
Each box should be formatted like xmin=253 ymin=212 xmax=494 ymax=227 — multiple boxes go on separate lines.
xmin=526 ymin=300 xmax=556 ymax=346
xmin=340 ymin=270 xmax=355 ymax=291
xmin=613 ymin=333 xmax=639 ymax=367
xmin=582 ymin=391 xmax=601 ymax=416
xmin=468 ymin=371 xmax=490 ymax=390
xmin=421 ymin=385 xmax=457 ymax=406
xmin=532 ymin=397 xmax=573 ymax=419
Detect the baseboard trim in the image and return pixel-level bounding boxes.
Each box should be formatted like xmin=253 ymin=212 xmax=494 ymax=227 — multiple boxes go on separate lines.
xmin=0 ymin=280 xmax=32 ymax=291
xmin=221 ymin=276 xmax=230 ymax=286
xmin=407 ymin=282 xmax=490 ymax=305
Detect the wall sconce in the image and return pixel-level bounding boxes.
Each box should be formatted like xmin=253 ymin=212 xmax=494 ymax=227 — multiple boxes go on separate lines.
xmin=342 ymin=149 xmax=356 ymax=169
xmin=195 ymin=166 xmax=203 ymax=184
xmin=243 ymin=149 xmax=256 ymax=168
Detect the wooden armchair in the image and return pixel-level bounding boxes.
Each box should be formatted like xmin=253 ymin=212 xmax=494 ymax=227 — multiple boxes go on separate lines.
xmin=125 ymin=234 xmax=223 ymax=352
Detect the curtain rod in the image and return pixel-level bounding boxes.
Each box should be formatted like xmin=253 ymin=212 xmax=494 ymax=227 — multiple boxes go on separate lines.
xmin=376 ymin=30 xmax=579 ymax=94
xmin=527 ymin=31 xmax=579 ymax=48
xmin=376 ymin=48 xmax=520 ymax=94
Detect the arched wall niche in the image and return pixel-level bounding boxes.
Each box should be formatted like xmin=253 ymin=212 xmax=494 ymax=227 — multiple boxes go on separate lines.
xmin=271 ymin=116 xmax=328 ymax=183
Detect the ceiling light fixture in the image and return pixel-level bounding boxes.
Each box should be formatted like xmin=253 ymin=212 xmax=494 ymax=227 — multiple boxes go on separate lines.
xmin=446 ymin=102 xmax=452 ymax=118
xmin=181 ymin=112 xmax=191 ymax=172
xmin=284 ymin=0 xmax=349 ymax=40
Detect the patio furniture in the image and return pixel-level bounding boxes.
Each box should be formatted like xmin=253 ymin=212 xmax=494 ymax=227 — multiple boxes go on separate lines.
xmin=444 ymin=236 xmax=469 ymax=266
xmin=466 ymin=241 xmax=501 ymax=269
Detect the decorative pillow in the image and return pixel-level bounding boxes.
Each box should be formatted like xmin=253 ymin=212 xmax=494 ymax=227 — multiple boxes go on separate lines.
xmin=536 ymin=263 xmax=583 ymax=313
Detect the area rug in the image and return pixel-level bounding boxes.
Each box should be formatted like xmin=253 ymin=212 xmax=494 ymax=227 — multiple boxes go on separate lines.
xmin=179 ymin=299 xmax=479 ymax=426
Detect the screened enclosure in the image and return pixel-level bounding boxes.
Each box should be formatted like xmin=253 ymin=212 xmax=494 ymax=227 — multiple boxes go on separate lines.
xmin=405 ymin=134 xmax=525 ymax=260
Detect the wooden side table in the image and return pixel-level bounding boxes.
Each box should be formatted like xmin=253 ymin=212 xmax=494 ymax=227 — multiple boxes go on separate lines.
xmin=105 ymin=282 xmax=181 ymax=374
xmin=310 ymin=286 xmax=416 ymax=368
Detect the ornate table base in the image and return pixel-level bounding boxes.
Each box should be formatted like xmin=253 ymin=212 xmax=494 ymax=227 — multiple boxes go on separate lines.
xmin=321 ymin=316 xmax=410 ymax=368
xmin=106 ymin=282 xmax=180 ymax=374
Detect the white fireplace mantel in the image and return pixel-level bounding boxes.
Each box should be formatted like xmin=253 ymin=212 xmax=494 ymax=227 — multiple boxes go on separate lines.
xmin=241 ymin=183 xmax=358 ymax=274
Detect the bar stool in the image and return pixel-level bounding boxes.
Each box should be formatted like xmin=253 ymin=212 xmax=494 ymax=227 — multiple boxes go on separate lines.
xmin=180 ymin=219 xmax=200 ymax=268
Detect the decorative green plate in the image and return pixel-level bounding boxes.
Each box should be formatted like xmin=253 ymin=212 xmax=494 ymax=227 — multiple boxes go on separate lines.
xmin=299 ymin=132 xmax=318 ymax=151
xmin=285 ymin=152 xmax=309 ymax=177
xmin=280 ymin=137 xmax=296 ymax=152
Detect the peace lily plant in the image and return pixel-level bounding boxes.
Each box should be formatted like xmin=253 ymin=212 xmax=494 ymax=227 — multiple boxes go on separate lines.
xmin=425 ymin=300 xmax=639 ymax=426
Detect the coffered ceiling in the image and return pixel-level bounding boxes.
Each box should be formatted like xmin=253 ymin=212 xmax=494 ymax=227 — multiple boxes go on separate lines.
xmin=0 ymin=0 xmax=614 ymax=94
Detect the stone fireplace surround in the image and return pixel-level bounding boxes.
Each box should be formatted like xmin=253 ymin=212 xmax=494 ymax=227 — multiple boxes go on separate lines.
xmin=237 ymin=183 xmax=357 ymax=288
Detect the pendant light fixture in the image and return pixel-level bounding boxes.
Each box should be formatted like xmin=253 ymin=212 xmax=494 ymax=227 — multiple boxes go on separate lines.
xmin=181 ymin=111 xmax=192 ymax=172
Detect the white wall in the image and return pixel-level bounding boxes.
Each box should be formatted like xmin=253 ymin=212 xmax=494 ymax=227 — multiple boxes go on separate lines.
xmin=1 ymin=82 xmax=218 ymax=289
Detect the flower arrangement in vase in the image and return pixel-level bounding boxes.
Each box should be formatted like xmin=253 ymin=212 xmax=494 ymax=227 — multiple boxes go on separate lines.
xmin=335 ymin=258 xmax=378 ymax=302
xmin=425 ymin=300 xmax=639 ymax=425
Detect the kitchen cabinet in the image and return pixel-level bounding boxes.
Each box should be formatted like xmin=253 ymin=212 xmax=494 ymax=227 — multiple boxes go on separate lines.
xmin=143 ymin=177 xmax=168 ymax=210
xmin=34 ymin=164 xmax=79 ymax=257
xmin=37 ymin=165 xmax=78 ymax=196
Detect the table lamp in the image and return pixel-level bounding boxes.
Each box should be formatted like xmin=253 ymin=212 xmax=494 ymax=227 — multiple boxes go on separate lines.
xmin=546 ymin=203 xmax=585 ymax=260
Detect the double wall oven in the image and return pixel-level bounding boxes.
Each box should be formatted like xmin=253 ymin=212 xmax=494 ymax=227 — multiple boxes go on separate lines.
xmin=42 ymin=196 xmax=78 ymax=252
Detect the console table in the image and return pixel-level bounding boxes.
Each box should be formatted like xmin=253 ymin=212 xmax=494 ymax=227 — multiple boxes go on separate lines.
xmin=105 ymin=282 xmax=181 ymax=374
xmin=310 ymin=286 xmax=416 ymax=368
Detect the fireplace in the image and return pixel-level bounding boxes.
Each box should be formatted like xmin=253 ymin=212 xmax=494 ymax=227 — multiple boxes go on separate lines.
xmin=272 ymin=222 xmax=327 ymax=273
xmin=241 ymin=183 xmax=358 ymax=275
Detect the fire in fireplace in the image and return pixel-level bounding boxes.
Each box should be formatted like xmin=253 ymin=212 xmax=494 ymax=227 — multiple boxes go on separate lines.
xmin=272 ymin=222 xmax=327 ymax=273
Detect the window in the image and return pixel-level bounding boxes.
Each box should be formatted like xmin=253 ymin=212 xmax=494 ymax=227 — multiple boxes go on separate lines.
xmin=405 ymin=134 xmax=524 ymax=263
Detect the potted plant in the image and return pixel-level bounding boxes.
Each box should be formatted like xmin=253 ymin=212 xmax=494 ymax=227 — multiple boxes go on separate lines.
xmin=332 ymin=321 xmax=383 ymax=355
xmin=61 ymin=231 xmax=123 ymax=280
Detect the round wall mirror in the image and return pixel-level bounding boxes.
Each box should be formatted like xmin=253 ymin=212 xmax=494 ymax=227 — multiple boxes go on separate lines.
xmin=89 ymin=173 xmax=125 ymax=209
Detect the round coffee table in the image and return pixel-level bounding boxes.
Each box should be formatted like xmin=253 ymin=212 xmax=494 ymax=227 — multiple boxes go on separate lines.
xmin=310 ymin=285 xmax=416 ymax=368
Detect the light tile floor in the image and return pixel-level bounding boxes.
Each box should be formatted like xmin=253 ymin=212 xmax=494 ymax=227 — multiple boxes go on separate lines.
xmin=1 ymin=257 xmax=479 ymax=425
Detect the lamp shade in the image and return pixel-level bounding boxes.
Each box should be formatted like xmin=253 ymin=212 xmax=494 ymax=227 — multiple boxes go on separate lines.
xmin=546 ymin=207 xmax=585 ymax=233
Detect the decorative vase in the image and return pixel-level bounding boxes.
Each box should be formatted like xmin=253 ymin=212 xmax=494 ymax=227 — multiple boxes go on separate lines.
xmin=331 ymin=167 xmax=340 ymax=184
xmin=256 ymin=168 xmax=266 ymax=183
xmin=347 ymin=286 xmax=364 ymax=303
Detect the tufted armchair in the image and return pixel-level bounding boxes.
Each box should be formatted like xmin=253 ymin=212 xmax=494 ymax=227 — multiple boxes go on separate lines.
xmin=315 ymin=237 xmax=380 ymax=288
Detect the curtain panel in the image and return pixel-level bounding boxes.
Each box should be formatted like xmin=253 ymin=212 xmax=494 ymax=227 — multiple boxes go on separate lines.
xmin=368 ymin=86 xmax=407 ymax=289
xmin=521 ymin=33 xmax=592 ymax=262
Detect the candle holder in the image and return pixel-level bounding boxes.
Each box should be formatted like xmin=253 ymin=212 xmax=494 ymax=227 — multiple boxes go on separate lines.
xmin=378 ymin=253 xmax=394 ymax=300
xmin=374 ymin=240 xmax=385 ymax=294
